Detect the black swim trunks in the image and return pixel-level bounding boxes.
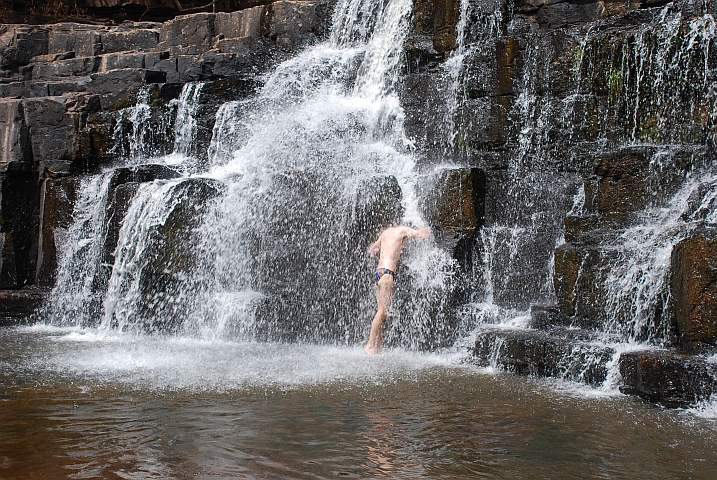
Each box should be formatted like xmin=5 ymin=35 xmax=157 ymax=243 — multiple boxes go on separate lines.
xmin=374 ymin=268 xmax=396 ymax=283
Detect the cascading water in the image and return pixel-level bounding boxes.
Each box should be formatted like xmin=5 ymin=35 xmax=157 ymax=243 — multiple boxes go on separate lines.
xmin=49 ymin=0 xmax=460 ymax=351
xmin=48 ymin=174 xmax=115 ymax=327
xmin=39 ymin=0 xmax=717 ymax=409
xmin=171 ymin=82 xmax=205 ymax=158
xmin=108 ymin=86 xmax=155 ymax=161
xmin=448 ymin=4 xmax=717 ymax=399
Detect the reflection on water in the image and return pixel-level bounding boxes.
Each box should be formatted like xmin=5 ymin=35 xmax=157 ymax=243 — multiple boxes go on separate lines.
xmin=2 ymin=327 xmax=717 ymax=479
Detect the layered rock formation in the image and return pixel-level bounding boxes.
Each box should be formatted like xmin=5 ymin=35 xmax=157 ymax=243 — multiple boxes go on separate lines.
xmin=0 ymin=1 xmax=281 ymax=24
xmin=0 ymin=0 xmax=332 ymax=293
xmin=1 ymin=0 xmax=717 ymax=407
xmin=406 ymin=0 xmax=717 ymax=406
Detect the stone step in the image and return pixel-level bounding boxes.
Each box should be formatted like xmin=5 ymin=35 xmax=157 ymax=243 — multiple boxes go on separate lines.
xmin=0 ymin=288 xmax=48 ymax=324
xmin=471 ymin=323 xmax=717 ymax=408
xmin=25 ymin=52 xmax=172 ymax=81
xmin=472 ymin=326 xmax=616 ymax=386
xmin=620 ymin=350 xmax=717 ymax=408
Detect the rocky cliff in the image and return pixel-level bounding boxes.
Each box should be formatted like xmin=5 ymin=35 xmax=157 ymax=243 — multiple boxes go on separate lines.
xmin=1 ymin=0 xmax=717 ymax=407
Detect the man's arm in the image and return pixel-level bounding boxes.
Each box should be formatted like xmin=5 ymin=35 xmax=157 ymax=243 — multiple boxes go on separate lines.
xmin=407 ymin=227 xmax=430 ymax=239
xmin=368 ymin=237 xmax=382 ymax=256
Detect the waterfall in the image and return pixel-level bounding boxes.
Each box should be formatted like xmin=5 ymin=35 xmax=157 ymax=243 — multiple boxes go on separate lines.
xmin=602 ymin=171 xmax=717 ymax=344
xmin=108 ymin=86 xmax=154 ymax=161
xmin=47 ymin=0 xmax=461 ymax=350
xmin=171 ymin=82 xmax=205 ymax=158
xmin=48 ymin=174 xmax=114 ymax=327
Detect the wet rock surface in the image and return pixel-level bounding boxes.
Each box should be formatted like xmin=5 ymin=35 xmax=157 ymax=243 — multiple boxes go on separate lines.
xmin=619 ymin=350 xmax=717 ymax=408
xmin=1 ymin=0 xmax=717 ymax=408
xmin=472 ymin=326 xmax=615 ymax=386
xmin=671 ymin=231 xmax=717 ymax=353
xmin=0 ymin=288 xmax=46 ymax=324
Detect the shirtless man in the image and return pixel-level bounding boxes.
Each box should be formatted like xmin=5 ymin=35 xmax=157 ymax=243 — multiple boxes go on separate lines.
xmin=364 ymin=225 xmax=430 ymax=355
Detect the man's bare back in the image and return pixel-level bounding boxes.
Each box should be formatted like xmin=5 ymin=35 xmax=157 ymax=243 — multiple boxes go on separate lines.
xmin=364 ymin=225 xmax=430 ymax=355
xmin=368 ymin=226 xmax=429 ymax=272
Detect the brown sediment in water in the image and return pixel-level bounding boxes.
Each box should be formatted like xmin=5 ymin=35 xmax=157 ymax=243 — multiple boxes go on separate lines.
xmin=1 ymin=330 xmax=717 ymax=479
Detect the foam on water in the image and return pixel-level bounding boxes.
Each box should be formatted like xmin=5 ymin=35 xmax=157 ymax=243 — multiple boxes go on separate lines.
xmin=15 ymin=326 xmax=458 ymax=392
xmin=690 ymin=396 xmax=717 ymax=420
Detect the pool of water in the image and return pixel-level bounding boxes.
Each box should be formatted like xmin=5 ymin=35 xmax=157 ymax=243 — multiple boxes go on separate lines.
xmin=2 ymin=325 xmax=717 ymax=479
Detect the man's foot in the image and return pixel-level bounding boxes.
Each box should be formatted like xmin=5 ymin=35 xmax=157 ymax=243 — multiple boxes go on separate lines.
xmin=364 ymin=344 xmax=380 ymax=355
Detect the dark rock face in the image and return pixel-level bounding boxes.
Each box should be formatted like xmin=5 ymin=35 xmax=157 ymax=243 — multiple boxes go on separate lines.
xmin=585 ymin=150 xmax=651 ymax=220
xmin=419 ymin=167 xmax=485 ymax=259
xmin=0 ymin=288 xmax=46 ymax=324
xmin=36 ymin=176 xmax=80 ymax=287
xmin=0 ymin=162 xmax=40 ymax=289
xmin=671 ymin=232 xmax=717 ymax=352
xmin=619 ymin=350 xmax=717 ymax=408
xmin=473 ymin=327 xmax=614 ymax=386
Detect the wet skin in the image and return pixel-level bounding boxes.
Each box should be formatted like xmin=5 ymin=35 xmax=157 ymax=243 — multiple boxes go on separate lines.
xmin=365 ymin=226 xmax=430 ymax=354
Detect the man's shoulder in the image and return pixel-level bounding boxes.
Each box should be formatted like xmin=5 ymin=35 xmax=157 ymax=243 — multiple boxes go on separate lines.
xmin=383 ymin=225 xmax=408 ymax=235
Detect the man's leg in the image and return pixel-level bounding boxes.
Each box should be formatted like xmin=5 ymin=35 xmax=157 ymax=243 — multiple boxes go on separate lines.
xmin=364 ymin=276 xmax=394 ymax=354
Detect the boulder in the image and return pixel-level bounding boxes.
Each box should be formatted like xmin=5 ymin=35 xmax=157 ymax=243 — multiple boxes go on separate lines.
xmin=473 ymin=326 xmax=615 ymax=385
xmin=412 ymin=0 xmax=461 ymax=53
xmin=671 ymin=232 xmax=717 ymax=352
xmin=619 ymin=350 xmax=717 ymax=408
xmin=563 ymin=214 xmax=600 ymax=244
xmin=432 ymin=0 xmax=460 ymax=53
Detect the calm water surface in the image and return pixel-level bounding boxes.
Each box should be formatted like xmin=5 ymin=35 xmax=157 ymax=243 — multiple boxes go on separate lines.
xmin=1 ymin=326 xmax=716 ymax=479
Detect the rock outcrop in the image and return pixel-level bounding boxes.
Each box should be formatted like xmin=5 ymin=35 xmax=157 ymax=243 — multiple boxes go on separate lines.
xmin=0 ymin=0 xmax=334 ymax=298
xmin=1 ymin=0 xmax=717 ymax=408
xmin=403 ymin=0 xmax=717 ymax=407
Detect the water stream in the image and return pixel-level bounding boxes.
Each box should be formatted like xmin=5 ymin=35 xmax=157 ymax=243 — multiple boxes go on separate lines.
xmin=6 ymin=2 xmax=717 ymax=474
